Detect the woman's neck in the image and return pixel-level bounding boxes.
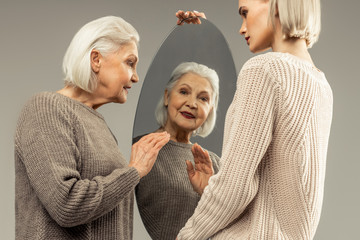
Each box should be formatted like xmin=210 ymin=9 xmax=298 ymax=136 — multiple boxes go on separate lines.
xmin=271 ymin=31 xmax=314 ymax=66
xmin=57 ymin=86 xmax=104 ymax=110
xmin=157 ymin=126 xmax=192 ymax=144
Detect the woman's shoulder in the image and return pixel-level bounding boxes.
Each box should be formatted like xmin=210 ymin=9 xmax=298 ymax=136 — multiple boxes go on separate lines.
xmin=18 ymin=91 xmax=86 ymax=128
xmin=26 ymin=91 xmax=55 ymax=103
xmin=16 ymin=92 xmax=77 ymax=138
xmin=240 ymin=52 xmax=319 ymax=86
xmin=21 ymin=92 xmax=58 ymax=114
xmin=238 ymin=53 xmax=284 ymax=87
xmin=242 ymin=52 xmax=287 ymax=70
xmin=25 ymin=91 xmax=72 ymax=109
xmin=244 ymin=52 xmax=323 ymax=75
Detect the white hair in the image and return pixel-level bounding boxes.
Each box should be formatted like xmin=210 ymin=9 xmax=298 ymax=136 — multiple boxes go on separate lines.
xmin=155 ymin=62 xmax=220 ymax=137
xmin=269 ymin=0 xmax=321 ymax=48
xmin=62 ymin=16 xmax=139 ymax=92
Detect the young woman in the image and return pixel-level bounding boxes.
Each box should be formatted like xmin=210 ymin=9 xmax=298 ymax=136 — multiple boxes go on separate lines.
xmin=175 ymin=0 xmax=333 ymax=239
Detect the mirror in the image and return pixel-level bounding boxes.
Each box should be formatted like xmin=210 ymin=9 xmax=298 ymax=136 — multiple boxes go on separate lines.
xmin=133 ymin=19 xmax=237 ymax=156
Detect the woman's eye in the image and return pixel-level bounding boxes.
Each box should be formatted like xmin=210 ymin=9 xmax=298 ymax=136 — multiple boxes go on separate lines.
xmin=241 ymin=10 xmax=248 ymax=18
xmin=180 ymin=90 xmax=188 ymax=95
xmin=127 ymin=60 xmax=134 ymax=68
xmin=200 ymin=97 xmax=209 ymax=102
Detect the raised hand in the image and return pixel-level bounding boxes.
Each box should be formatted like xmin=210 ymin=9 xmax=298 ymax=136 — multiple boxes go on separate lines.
xmin=129 ymin=132 xmax=170 ymax=178
xmin=175 ymin=10 xmax=207 ymax=25
xmin=186 ymin=143 xmax=214 ymax=195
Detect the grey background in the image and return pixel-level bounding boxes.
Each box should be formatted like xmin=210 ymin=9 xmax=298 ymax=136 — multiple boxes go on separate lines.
xmin=0 ymin=0 xmax=359 ymax=239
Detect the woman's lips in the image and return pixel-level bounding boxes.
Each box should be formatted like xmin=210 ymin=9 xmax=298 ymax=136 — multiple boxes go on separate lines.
xmin=123 ymin=86 xmax=131 ymax=93
xmin=245 ymin=36 xmax=250 ymax=45
xmin=181 ymin=111 xmax=195 ymax=119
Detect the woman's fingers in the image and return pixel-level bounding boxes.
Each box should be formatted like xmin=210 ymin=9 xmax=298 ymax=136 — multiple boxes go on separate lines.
xmin=134 ymin=132 xmax=169 ymax=153
xmin=186 ymin=160 xmax=195 ymax=178
xmin=137 ymin=131 xmax=167 ymax=144
xmin=175 ymin=10 xmax=206 ymax=25
xmin=191 ymin=144 xmax=199 ymax=163
xmin=175 ymin=10 xmax=186 ymax=25
xmin=129 ymin=132 xmax=170 ymax=178
xmin=153 ymin=135 xmax=170 ymax=150
xmin=194 ymin=11 xmax=206 ymax=19
xmin=191 ymin=143 xmax=214 ymax=175
xmin=192 ymin=143 xmax=210 ymax=164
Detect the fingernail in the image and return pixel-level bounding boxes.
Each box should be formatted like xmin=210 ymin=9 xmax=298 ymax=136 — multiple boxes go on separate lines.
xmin=194 ymin=10 xmax=199 ymax=13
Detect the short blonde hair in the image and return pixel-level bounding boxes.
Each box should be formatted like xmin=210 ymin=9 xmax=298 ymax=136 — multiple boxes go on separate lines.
xmin=63 ymin=16 xmax=139 ymax=92
xmin=269 ymin=0 xmax=321 ymax=48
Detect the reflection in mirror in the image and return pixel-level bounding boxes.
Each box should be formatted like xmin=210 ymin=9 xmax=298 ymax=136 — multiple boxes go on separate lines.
xmin=133 ymin=19 xmax=237 ymax=239
xmin=133 ymin=19 xmax=236 ymax=155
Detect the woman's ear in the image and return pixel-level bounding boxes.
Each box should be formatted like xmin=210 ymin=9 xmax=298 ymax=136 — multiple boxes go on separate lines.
xmin=90 ymin=49 xmax=101 ymax=73
xmin=164 ymin=89 xmax=169 ymax=107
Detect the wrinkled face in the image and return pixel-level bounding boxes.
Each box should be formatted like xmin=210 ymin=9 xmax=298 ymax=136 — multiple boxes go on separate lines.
xmin=95 ymin=41 xmax=139 ymax=104
xmin=164 ymin=73 xmax=213 ymax=134
xmin=238 ymin=0 xmax=274 ymax=53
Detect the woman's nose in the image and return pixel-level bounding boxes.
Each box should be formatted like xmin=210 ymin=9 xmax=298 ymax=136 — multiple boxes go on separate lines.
xmin=186 ymin=98 xmax=197 ymax=109
xmin=131 ymin=71 xmax=139 ymax=83
xmin=239 ymin=21 xmax=246 ymax=35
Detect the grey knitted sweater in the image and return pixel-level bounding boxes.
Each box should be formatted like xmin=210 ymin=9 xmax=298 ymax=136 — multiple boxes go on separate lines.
xmin=15 ymin=92 xmax=140 ymax=240
xmin=135 ymin=138 xmax=220 ymax=240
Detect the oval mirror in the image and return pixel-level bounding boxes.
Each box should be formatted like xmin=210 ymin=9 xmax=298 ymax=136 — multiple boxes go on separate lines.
xmin=133 ymin=18 xmax=237 ymax=156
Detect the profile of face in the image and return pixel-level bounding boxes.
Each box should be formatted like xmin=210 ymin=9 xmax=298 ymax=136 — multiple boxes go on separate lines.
xmin=164 ymin=73 xmax=213 ymax=136
xmin=92 ymin=41 xmax=139 ymax=104
xmin=238 ymin=0 xmax=275 ymax=53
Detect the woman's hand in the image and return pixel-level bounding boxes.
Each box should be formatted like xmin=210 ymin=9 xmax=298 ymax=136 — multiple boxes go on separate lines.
xmin=175 ymin=10 xmax=207 ymax=25
xmin=129 ymin=132 xmax=170 ymax=178
xmin=186 ymin=143 xmax=214 ymax=195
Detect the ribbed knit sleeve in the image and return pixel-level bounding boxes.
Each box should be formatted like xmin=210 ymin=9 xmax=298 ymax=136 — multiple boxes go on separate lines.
xmin=177 ymin=52 xmax=333 ymax=240
xmin=15 ymin=93 xmax=140 ymax=228
xmin=177 ymin=56 xmax=280 ymax=239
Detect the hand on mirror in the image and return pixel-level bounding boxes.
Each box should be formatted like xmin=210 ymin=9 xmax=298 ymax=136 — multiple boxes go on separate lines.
xmin=175 ymin=10 xmax=207 ymax=25
xmin=186 ymin=143 xmax=214 ymax=195
xmin=129 ymin=132 xmax=170 ymax=178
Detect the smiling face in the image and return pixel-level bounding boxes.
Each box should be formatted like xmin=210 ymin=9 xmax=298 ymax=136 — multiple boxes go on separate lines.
xmin=164 ymin=73 xmax=213 ymax=140
xmin=238 ymin=0 xmax=275 ymax=53
xmin=92 ymin=40 xmax=139 ymax=104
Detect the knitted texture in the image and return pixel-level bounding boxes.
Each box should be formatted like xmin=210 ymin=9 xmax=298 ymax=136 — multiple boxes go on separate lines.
xmin=15 ymin=92 xmax=140 ymax=240
xmin=177 ymin=52 xmax=333 ymax=240
xmin=135 ymin=139 xmax=220 ymax=240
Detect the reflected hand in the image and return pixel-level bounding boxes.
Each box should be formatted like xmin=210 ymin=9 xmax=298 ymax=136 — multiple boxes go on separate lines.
xmin=129 ymin=132 xmax=170 ymax=178
xmin=186 ymin=143 xmax=214 ymax=195
xmin=175 ymin=10 xmax=207 ymax=25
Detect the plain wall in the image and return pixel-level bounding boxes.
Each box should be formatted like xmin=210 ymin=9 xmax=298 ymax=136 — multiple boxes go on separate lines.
xmin=1 ymin=0 xmax=359 ymax=239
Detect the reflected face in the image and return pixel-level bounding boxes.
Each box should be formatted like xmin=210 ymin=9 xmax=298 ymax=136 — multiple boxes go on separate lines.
xmin=96 ymin=41 xmax=139 ymax=104
xmin=164 ymin=73 xmax=213 ymax=135
xmin=238 ymin=0 xmax=274 ymax=53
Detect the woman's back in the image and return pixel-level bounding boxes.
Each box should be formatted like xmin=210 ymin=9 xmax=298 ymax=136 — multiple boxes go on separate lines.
xmin=214 ymin=52 xmax=333 ymax=239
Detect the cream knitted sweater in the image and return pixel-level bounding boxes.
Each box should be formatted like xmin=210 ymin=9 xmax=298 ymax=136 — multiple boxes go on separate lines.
xmin=177 ymin=52 xmax=333 ymax=240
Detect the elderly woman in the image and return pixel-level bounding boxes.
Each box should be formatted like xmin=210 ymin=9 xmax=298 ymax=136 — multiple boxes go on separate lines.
xmin=14 ymin=16 xmax=169 ymax=239
xmin=134 ymin=62 xmax=220 ymax=240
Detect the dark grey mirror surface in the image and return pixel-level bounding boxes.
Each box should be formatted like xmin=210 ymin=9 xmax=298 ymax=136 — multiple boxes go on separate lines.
xmin=133 ymin=19 xmax=237 ymax=156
